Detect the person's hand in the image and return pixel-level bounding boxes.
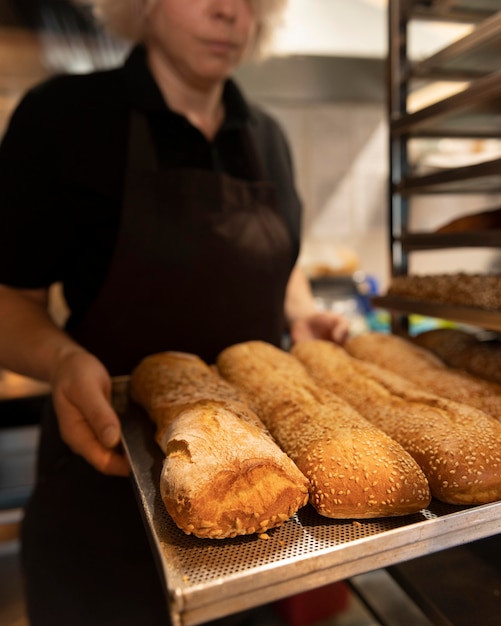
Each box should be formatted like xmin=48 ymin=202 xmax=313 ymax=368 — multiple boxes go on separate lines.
xmin=289 ymin=311 xmax=350 ymax=346
xmin=50 ymin=347 xmax=130 ymax=476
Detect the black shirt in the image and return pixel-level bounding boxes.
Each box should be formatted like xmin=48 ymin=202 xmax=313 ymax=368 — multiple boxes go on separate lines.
xmin=0 ymin=46 xmax=301 ymax=323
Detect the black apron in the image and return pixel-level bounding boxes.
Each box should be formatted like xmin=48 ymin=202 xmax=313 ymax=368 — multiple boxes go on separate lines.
xmin=21 ymin=111 xmax=295 ymax=626
xmin=70 ymin=112 xmax=294 ymax=374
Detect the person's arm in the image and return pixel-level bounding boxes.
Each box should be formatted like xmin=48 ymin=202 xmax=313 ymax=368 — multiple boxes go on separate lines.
xmin=284 ymin=264 xmax=349 ymax=345
xmin=0 ymin=285 xmax=129 ymax=476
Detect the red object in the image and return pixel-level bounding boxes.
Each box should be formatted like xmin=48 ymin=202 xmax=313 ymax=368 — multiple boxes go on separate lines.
xmin=273 ymin=582 xmax=350 ymax=626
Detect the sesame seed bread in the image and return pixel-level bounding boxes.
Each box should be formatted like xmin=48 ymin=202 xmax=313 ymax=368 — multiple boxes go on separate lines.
xmin=413 ymin=328 xmax=501 ymax=387
xmin=130 ymin=351 xmax=309 ymax=539
xmin=345 ymin=332 xmax=501 ymax=422
xmin=293 ymin=339 xmax=501 ymax=505
xmin=216 ymin=341 xmax=431 ymax=519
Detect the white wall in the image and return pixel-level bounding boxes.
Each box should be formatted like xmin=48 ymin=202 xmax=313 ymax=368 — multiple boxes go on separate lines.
xmin=257 ymin=98 xmax=501 ymax=293
xmin=271 ymin=0 xmax=472 ymax=60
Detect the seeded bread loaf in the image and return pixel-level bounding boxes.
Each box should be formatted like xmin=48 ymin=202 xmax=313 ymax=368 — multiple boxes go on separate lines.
xmin=386 ymin=273 xmax=501 ymax=310
xmin=217 ymin=341 xmax=430 ymax=519
xmin=130 ymin=351 xmax=309 ymax=539
xmin=293 ymin=340 xmax=501 ymax=505
xmin=345 ymin=332 xmax=501 ymax=422
xmin=413 ymin=328 xmax=501 ymax=386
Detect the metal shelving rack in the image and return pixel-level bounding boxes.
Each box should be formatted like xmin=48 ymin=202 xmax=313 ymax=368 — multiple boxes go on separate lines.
xmin=380 ymin=0 xmax=501 ymax=334
xmin=371 ymin=4 xmax=501 ymax=623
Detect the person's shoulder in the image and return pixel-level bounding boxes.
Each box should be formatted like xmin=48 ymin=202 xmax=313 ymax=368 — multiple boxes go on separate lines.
xmin=23 ymin=65 xmax=125 ymax=114
xmin=4 ymin=64 xmax=128 ymax=143
xmin=246 ymin=100 xmax=290 ymax=147
xmin=248 ymin=101 xmax=281 ymax=129
xmin=246 ymin=101 xmax=293 ymax=167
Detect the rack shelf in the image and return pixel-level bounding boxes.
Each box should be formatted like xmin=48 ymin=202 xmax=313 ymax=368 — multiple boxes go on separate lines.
xmin=398 ymin=230 xmax=501 ymax=250
xmin=411 ymin=0 xmax=501 ymax=23
xmin=391 ymin=70 xmax=501 ymax=137
xmin=387 ymin=0 xmax=501 ymax=326
xmin=411 ymin=11 xmax=501 ymax=81
xmin=397 ymin=157 xmax=501 ymax=194
xmin=373 ymin=296 xmax=501 ymax=332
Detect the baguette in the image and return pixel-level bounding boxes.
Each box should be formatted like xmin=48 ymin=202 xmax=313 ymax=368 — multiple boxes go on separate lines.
xmin=293 ymin=340 xmax=501 ymax=505
xmin=345 ymin=332 xmax=501 ymax=421
xmin=130 ymin=351 xmax=309 ymax=539
xmin=413 ymin=328 xmax=501 ymax=386
xmin=217 ymin=341 xmax=430 ymax=519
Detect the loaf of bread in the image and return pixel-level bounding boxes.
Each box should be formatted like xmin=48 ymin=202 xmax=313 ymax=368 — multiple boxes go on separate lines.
xmin=386 ymin=273 xmax=501 ymax=310
xmin=345 ymin=332 xmax=501 ymax=422
xmin=130 ymin=351 xmax=309 ymax=539
xmin=293 ymin=340 xmax=501 ymax=505
xmin=217 ymin=341 xmax=430 ymax=519
xmin=436 ymin=207 xmax=501 ymax=233
xmin=414 ymin=328 xmax=501 ymax=386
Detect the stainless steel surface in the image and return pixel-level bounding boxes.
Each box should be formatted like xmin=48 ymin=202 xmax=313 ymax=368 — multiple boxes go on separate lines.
xmin=349 ymin=570 xmax=433 ymax=626
xmin=115 ymin=380 xmax=501 ymax=626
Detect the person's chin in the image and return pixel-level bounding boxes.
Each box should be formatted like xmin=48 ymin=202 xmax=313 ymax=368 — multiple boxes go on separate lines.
xmin=198 ymin=61 xmax=237 ymax=83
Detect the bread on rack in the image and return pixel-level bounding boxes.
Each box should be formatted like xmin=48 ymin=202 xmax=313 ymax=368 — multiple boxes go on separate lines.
xmin=130 ymin=351 xmax=309 ymax=539
xmin=386 ymin=273 xmax=501 ymax=310
xmin=344 ymin=332 xmax=501 ymax=422
xmin=293 ymin=340 xmax=501 ymax=505
xmin=436 ymin=207 xmax=501 ymax=233
xmin=216 ymin=341 xmax=430 ymax=519
xmin=413 ymin=328 xmax=501 ymax=386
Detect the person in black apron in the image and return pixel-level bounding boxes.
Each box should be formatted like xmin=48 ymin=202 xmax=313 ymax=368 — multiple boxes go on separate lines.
xmin=0 ymin=2 xmax=348 ymax=624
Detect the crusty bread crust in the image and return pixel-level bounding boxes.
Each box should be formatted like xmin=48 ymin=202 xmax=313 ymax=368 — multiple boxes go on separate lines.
xmin=296 ymin=339 xmax=501 ymax=505
xmin=217 ymin=341 xmax=430 ymax=519
xmin=345 ymin=332 xmax=501 ymax=421
xmin=130 ymin=352 xmax=309 ymax=539
xmin=413 ymin=328 xmax=501 ymax=387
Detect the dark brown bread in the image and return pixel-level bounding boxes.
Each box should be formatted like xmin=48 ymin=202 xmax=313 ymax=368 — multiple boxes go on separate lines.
xmin=217 ymin=341 xmax=430 ymax=519
xmin=345 ymin=332 xmax=501 ymax=422
xmin=293 ymin=340 xmax=501 ymax=505
xmin=436 ymin=207 xmax=501 ymax=233
xmin=130 ymin=352 xmax=309 ymax=539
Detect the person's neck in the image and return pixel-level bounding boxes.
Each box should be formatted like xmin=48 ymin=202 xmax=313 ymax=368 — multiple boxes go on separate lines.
xmin=147 ymin=48 xmax=225 ymax=141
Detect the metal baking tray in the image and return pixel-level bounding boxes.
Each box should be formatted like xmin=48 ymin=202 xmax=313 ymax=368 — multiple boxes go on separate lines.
xmin=113 ymin=379 xmax=501 ymax=626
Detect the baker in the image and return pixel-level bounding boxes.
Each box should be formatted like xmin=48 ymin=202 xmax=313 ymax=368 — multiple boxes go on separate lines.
xmin=0 ymin=1 xmax=348 ymax=624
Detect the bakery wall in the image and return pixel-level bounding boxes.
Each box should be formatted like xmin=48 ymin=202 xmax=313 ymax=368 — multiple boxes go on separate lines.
xmin=236 ymin=55 xmax=501 ymax=293
xmin=237 ymin=55 xmax=390 ymax=288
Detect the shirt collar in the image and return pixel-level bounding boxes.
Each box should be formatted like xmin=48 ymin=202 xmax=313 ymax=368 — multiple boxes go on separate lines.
xmin=121 ymin=45 xmax=252 ymax=129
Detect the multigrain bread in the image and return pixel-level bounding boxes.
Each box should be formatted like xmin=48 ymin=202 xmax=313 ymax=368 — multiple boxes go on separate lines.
xmin=345 ymin=332 xmax=501 ymax=421
xmin=386 ymin=273 xmax=501 ymax=310
xmin=217 ymin=341 xmax=430 ymax=519
xmin=413 ymin=328 xmax=501 ymax=386
xmin=293 ymin=340 xmax=501 ymax=505
xmin=130 ymin=352 xmax=309 ymax=539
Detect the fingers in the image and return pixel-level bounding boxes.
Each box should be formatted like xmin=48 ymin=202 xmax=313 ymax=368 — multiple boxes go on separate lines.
xmin=289 ymin=318 xmax=312 ymax=344
xmin=55 ymin=389 xmax=130 ymax=477
xmin=51 ymin=349 xmax=130 ymax=477
xmin=330 ymin=315 xmax=350 ymax=345
xmin=290 ymin=312 xmax=350 ymax=346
